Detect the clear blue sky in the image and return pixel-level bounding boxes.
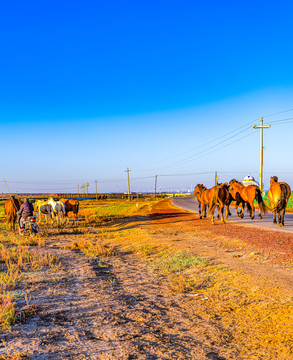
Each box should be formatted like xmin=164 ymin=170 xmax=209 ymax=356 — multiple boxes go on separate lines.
xmin=1 ymin=1 xmax=293 ymax=193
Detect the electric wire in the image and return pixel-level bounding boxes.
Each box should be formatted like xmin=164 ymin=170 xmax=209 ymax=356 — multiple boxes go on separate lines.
xmin=146 ymin=128 xmax=256 ymax=171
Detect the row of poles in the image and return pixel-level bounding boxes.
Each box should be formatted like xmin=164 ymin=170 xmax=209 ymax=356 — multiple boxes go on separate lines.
xmin=4 ymin=118 xmax=269 ymax=199
xmin=124 ymin=118 xmax=271 ymax=196
xmin=77 ymin=117 xmax=271 ymax=199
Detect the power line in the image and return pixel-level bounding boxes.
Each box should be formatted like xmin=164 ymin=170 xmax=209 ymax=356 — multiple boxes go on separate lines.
xmin=158 ymin=171 xmax=214 ymax=177
xmin=269 ymin=117 xmax=293 ymax=124
xmin=146 ymin=128 xmax=256 ymax=171
xmin=263 ymin=108 xmax=293 ymax=118
xmin=142 ymin=107 xmax=293 ymax=170
xmin=142 ymin=118 xmax=258 ymax=168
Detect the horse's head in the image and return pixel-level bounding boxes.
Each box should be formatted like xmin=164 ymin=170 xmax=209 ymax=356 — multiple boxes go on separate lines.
xmin=229 ymin=179 xmax=237 ymax=185
xmin=193 ymin=184 xmax=205 ymax=196
xmin=270 ymin=176 xmax=278 ymax=183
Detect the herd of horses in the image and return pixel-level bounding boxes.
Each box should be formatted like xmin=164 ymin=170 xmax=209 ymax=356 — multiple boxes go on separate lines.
xmin=4 ymin=196 xmax=79 ymax=231
xmin=3 ymin=175 xmax=291 ymax=231
xmin=193 ymin=176 xmax=291 ymax=227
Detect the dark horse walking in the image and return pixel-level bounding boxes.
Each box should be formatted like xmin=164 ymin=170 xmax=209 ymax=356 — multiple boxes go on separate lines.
xmin=229 ymin=179 xmax=267 ymax=219
xmin=208 ymin=183 xmax=231 ymax=224
xmin=267 ymin=176 xmax=291 ymax=227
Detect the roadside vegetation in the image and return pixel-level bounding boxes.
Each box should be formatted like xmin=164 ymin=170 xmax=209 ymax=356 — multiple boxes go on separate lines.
xmin=0 ymin=201 xmax=61 ymax=333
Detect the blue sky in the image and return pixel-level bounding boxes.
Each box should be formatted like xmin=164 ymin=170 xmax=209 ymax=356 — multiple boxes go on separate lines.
xmin=1 ymin=1 xmax=293 ymax=193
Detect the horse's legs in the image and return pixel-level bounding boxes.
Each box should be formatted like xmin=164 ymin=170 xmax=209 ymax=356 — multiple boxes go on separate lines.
xmin=240 ymin=202 xmax=245 ymax=218
xmin=235 ymin=202 xmax=239 ymax=216
xmin=199 ymin=201 xmax=202 ymax=219
xmin=55 ymin=212 xmax=59 ymax=225
xmin=217 ymin=206 xmax=220 ymax=219
xmin=220 ymin=205 xmax=225 ymax=223
xmin=224 ymin=205 xmax=229 ymax=222
xmin=281 ymin=209 xmax=286 ymax=227
xmin=273 ymin=211 xmax=277 ymax=224
xmin=279 ymin=209 xmax=285 ymax=227
xmin=250 ymin=203 xmax=255 ymax=220
xmin=235 ymin=201 xmax=242 ymax=218
xmin=211 ymin=210 xmax=215 ymax=225
xmin=203 ymin=204 xmax=207 ymax=218
xmin=278 ymin=212 xmax=282 ymax=227
xmin=61 ymin=210 xmax=66 ymax=225
xmin=58 ymin=210 xmax=62 ymax=225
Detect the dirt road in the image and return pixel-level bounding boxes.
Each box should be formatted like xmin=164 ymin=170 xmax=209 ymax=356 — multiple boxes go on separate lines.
xmin=0 ymin=236 xmax=225 ymax=359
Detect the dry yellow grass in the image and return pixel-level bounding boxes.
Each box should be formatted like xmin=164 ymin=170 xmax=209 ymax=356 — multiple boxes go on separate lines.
xmin=82 ymin=198 xmax=293 ymax=359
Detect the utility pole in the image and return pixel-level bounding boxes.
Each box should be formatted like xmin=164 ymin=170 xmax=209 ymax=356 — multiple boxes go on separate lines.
xmin=215 ymin=171 xmax=219 ymax=186
xmin=86 ymin=182 xmax=89 ymax=196
xmin=125 ymin=168 xmax=131 ymax=200
xmin=253 ymin=117 xmax=271 ymax=192
xmin=154 ymin=175 xmax=158 ymax=197
xmin=95 ymin=179 xmax=97 ymax=200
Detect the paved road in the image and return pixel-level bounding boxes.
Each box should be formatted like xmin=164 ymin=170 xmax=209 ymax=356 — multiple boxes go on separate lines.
xmin=172 ymin=196 xmax=293 ymax=233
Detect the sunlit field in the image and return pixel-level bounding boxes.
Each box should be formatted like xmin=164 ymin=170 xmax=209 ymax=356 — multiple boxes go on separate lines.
xmin=0 ymin=197 xmax=292 ymax=359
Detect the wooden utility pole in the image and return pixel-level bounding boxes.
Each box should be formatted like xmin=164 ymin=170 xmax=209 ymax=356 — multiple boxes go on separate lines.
xmin=125 ymin=168 xmax=131 ymax=200
xmin=253 ymin=117 xmax=271 ymax=192
xmin=95 ymin=179 xmax=97 ymax=200
xmin=86 ymin=182 xmax=89 ymax=196
xmin=154 ymin=175 xmax=158 ymax=197
xmin=215 ymin=171 xmax=219 ymax=185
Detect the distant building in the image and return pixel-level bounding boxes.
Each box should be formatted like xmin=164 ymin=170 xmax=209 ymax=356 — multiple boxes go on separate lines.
xmin=242 ymin=175 xmax=259 ymax=187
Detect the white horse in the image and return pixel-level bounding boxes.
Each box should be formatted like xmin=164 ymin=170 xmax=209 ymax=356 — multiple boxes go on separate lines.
xmin=34 ymin=199 xmax=53 ymax=224
xmin=48 ymin=198 xmax=66 ymax=225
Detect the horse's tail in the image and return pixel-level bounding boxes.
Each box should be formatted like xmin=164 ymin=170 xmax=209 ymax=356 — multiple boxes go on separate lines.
xmin=255 ymin=188 xmax=268 ymax=215
xmin=208 ymin=188 xmax=219 ymax=216
xmin=275 ymin=184 xmax=288 ymax=212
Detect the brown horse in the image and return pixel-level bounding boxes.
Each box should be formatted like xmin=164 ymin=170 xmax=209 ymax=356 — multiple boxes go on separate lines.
xmin=193 ymin=184 xmax=229 ymax=224
xmin=208 ymin=183 xmax=231 ymax=224
xmin=267 ymin=176 xmax=291 ymax=227
xmin=193 ymin=184 xmax=208 ymax=218
xmin=228 ymin=180 xmax=246 ymax=218
xmin=229 ymin=179 xmax=267 ymax=220
xmin=5 ymin=195 xmax=22 ymax=231
xmin=59 ymin=198 xmax=80 ymax=224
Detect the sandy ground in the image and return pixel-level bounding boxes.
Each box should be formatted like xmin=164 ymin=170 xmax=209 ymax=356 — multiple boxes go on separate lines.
xmin=0 ymin=199 xmax=292 ymax=359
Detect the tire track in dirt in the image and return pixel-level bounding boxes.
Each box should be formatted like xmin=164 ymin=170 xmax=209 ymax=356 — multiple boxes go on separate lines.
xmin=0 ymin=237 xmax=231 ymax=360
xmin=0 ymin=244 xmax=127 ymax=359
xmin=62 ymin=259 xmax=100 ymax=360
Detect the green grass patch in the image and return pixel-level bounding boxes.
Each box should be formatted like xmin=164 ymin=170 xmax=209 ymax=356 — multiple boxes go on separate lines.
xmin=149 ymin=251 xmax=209 ymax=274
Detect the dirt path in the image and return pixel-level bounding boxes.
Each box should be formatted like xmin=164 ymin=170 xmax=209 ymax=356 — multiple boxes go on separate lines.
xmin=145 ymin=200 xmax=293 ymax=291
xmin=0 ymin=236 xmax=229 ymax=359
